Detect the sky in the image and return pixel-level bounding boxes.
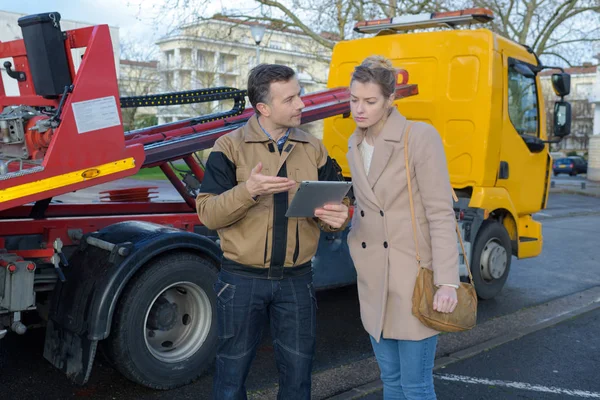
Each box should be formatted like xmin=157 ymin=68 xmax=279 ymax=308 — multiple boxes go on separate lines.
xmin=1 ymin=0 xmax=224 ymax=46
xmin=2 ymin=1 xmax=597 ymax=66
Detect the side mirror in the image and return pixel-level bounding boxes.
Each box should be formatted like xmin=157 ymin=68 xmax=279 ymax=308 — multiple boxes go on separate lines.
xmin=553 ymin=101 xmax=571 ymax=138
xmin=520 ymin=135 xmax=545 ymax=153
xmin=551 ymin=73 xmax=570 ymax=97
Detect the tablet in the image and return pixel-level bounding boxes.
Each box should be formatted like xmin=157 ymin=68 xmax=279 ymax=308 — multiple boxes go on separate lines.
xmin=285 ymin=181 xmax=352 ymax=218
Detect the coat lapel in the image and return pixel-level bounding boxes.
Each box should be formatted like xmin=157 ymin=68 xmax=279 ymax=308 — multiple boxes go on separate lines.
xmin=367 ymin=108 xmax=407 ymax=188
xmin=348 ymin=134 xmax=381 ymax=208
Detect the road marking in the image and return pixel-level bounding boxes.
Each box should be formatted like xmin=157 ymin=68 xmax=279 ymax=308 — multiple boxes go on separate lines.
xmin=435 ymin=374 xmax=600 ymax=398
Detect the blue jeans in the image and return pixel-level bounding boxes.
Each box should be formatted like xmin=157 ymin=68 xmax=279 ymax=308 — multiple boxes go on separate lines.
xmin=370 ymin=334 xmax=438 ymax=400
xmin=212 ymin=269 xmax=317 ymax=400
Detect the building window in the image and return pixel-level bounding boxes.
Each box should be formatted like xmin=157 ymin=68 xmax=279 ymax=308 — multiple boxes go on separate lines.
xmin=197 ymin=51 xmax=212 ymax=70
xmin=575 ymin=83 xmax=593 ymax=99
xmin=165 ymin=51 xmax=175 ymax=68
xmin=218 ymin=54 xmax=237 ymax=73
xmin=166 ymin=72 xmax=174 ymax=90
xmin=270 ymin=40 xmax=285 ymax=49
xmin=180 ymin=49 xmax=192 ymax=68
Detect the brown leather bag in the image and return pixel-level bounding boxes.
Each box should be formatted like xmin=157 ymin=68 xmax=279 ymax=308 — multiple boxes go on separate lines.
xmin=404 ymin=123 xmax=478 ymax=333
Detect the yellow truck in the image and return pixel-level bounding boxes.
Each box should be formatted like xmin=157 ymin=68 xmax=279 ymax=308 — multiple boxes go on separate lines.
xmin=0 ymin=8 xmax=572 ymax=390
xmin=322 ymin=8 xmax=572 ymax=299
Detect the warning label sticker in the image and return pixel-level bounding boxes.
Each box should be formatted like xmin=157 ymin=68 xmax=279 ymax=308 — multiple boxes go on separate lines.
xmin=71 ymin=96 xmax=121 ymax=134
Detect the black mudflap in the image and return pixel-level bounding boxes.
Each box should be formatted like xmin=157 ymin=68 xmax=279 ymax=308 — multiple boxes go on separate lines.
xmin=43 ymin=319 xmax=98 ymax=385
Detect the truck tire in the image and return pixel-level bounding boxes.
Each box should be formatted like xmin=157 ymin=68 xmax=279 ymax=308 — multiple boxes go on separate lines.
xmin=103 ymin=252 xmax=218 ymax=390
xmin=470 ymin=220 xmax=511 ymax=300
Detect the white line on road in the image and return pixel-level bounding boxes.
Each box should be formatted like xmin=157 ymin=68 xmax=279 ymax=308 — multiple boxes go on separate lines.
xmin=435 ymin=374 xmax=600 ymax=398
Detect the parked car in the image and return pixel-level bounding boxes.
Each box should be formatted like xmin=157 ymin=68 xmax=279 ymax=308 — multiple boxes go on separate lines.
xmin=553 ymin=156 xmax=587 ymax=176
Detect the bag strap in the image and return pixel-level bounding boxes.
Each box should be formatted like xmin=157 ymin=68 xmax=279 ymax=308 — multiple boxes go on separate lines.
xmin=403 ymin=123 xmax=473 ymax=283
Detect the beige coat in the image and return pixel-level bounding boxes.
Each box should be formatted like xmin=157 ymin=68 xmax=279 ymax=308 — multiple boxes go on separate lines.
xmin=347 ymin=108 xmax=460 ymax=342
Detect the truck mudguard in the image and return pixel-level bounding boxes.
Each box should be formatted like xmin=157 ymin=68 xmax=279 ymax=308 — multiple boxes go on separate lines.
xmin=43 ymin=221 xmax=221 ymax=385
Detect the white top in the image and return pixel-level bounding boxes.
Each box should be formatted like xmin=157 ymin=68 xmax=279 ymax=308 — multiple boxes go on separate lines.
xmin=359 ymin=139 xmax=375 ymax=175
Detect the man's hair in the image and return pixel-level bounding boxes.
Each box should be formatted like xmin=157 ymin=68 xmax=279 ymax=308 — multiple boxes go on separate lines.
xmin=247 ymin=64 xmax=296 ymax=115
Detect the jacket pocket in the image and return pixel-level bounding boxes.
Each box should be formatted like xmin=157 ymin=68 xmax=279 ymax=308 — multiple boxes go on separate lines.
xmin=213 ymin=280 xmax=236 ymax=339
xmin=297 ymin=219 xmax=319 ymax=263
xmin=238 ymin=166 xmax=271 ymax=208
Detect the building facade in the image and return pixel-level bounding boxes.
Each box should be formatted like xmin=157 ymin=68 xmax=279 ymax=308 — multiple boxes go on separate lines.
xmin=540 ymin=64 xmax=597 ymax=153
xmin=155 ymin=17 xmax=334 ymax=137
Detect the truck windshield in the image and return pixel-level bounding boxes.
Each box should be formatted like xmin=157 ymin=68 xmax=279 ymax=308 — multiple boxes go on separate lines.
xmin=508 ymin=64 xmax=539 ymax=137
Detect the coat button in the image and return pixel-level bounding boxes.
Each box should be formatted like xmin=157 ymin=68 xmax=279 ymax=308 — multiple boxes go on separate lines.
xmin=362 ymin=242 xmax=367 ymax=248
xmin=380 ymin=210 xmax=384 ymax=217
xmin=361 ymin=210 xmax=365 ymax=217
xmin=383 ymin=241 xmax=388 ymax=248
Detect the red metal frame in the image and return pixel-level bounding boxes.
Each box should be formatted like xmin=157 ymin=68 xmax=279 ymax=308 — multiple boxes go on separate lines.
xmin=0 ymin=213 xmax=202 ymax=260
xmin=0 ymin=25 xmax=145 ymax=212
xmin=1 ymin=20 xmax=418 ymax=264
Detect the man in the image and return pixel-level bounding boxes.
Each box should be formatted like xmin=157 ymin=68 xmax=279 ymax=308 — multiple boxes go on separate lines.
xmin=196 ymin=64 xmax=350 ymax=400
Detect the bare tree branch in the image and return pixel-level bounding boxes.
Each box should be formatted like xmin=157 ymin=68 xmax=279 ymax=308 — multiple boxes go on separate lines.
xmin=541 ymin=51 xmax=575 ymax=66
xmin=536 ymin=4 xmax=598 ymax=55
xmin=545 ymin=37 xmax=600 ymax=50
xmin=532 ymin=0 xmax=577 ymax=51
xmin=254 ymin=0 xmax=335 ymax=48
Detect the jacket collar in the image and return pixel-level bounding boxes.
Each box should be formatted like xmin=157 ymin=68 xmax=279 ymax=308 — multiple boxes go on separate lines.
xmin=243 ymin=115 xmax=311 ymax=143
xmin=350 ymin=107 xmax=409 ymax=190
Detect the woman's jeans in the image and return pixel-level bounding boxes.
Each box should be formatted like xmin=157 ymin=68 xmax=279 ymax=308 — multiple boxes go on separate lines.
xmin=370 ymin=334 xmax=438 ymax=400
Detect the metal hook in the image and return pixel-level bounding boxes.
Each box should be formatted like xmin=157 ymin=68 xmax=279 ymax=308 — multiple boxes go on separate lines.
xmin=49 ymin=13 xmax=59 ymax=28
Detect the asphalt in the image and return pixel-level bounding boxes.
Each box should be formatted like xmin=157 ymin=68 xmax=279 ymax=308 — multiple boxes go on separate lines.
xmin=549 ymin=175 xmax=600 ymax=198
xmin=1 ymin=187 xmax=599 ymax=399
xmin=346 ymin=306 xmax=600 ymax=400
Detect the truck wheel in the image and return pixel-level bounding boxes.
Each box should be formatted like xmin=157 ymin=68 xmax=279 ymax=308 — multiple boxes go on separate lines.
xmin=470 ymin=220 xmax=511 ymax=300
xmin=104 ymin=252 xmax=218 ymax=390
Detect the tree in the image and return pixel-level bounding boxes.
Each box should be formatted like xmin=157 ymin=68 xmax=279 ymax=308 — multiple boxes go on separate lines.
xmin=119 ymin=39 xmax=161 ymax=131
xmin=152 ymin=0 xmax=444 ymax=50
xmin=152 ymin=0 xmax=599 ymax=66
xmin=460 ymin=0 xmax=600 ymax=66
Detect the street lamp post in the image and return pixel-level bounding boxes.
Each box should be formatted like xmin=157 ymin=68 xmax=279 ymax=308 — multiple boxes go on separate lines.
xmin=250 ymin=24 xmax=266 ymax=65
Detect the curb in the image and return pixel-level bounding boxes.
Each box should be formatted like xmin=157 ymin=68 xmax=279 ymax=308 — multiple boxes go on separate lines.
xmin=549 ymin=188 xmax=600 ymax=198
xmin=534 ymin=210 xmax=600 ymax=220
xmin=247 ymin=286 xmax=600 ymax=400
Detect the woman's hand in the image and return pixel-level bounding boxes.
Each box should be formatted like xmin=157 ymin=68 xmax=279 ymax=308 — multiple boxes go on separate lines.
xmin=314 ymin=203 xmax=349 ymax=228
xmin=433 ymin=286 xmax=458 ymax=313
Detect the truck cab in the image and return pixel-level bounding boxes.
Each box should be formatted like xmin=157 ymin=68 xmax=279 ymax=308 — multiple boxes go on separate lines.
xmin=322 ymin=8 xmax=571 ymax=299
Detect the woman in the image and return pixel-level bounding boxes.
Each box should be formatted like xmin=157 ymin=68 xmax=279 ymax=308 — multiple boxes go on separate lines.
xmin=346 ymin=56 xmax=459 ymax=399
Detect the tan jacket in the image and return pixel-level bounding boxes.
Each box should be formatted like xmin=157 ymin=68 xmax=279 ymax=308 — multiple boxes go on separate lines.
xmin=196 ymin=115 xmax=349 ymax=278
xmin=347 ymin=108 xmax=460 ymax=341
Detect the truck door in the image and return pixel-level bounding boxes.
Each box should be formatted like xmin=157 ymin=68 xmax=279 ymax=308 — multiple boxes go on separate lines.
xmin=498 ymin=56 xmax=549 ymax=216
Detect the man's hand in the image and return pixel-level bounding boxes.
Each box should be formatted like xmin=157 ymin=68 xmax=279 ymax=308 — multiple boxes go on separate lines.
xmin=314 ymin=203 xmax=349 ymax=229
xmin=246 ymin=162 xmax=296 ymax=198
xmin=433 ymin=286 xmax=458 ymax=314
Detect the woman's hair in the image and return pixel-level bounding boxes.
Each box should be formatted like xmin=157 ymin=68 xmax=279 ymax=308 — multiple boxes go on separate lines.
xmin=351 ymin=55 xmax=397 ymax=99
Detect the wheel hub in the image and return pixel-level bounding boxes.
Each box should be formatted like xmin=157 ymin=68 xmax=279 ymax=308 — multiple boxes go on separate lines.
xmin=147 ymin=297 xmax=179 ymax=331
xmin=480 ymin=240 xmax=507 ymax=281
xmin=144 ymin=282 xmax=212 ymax=363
